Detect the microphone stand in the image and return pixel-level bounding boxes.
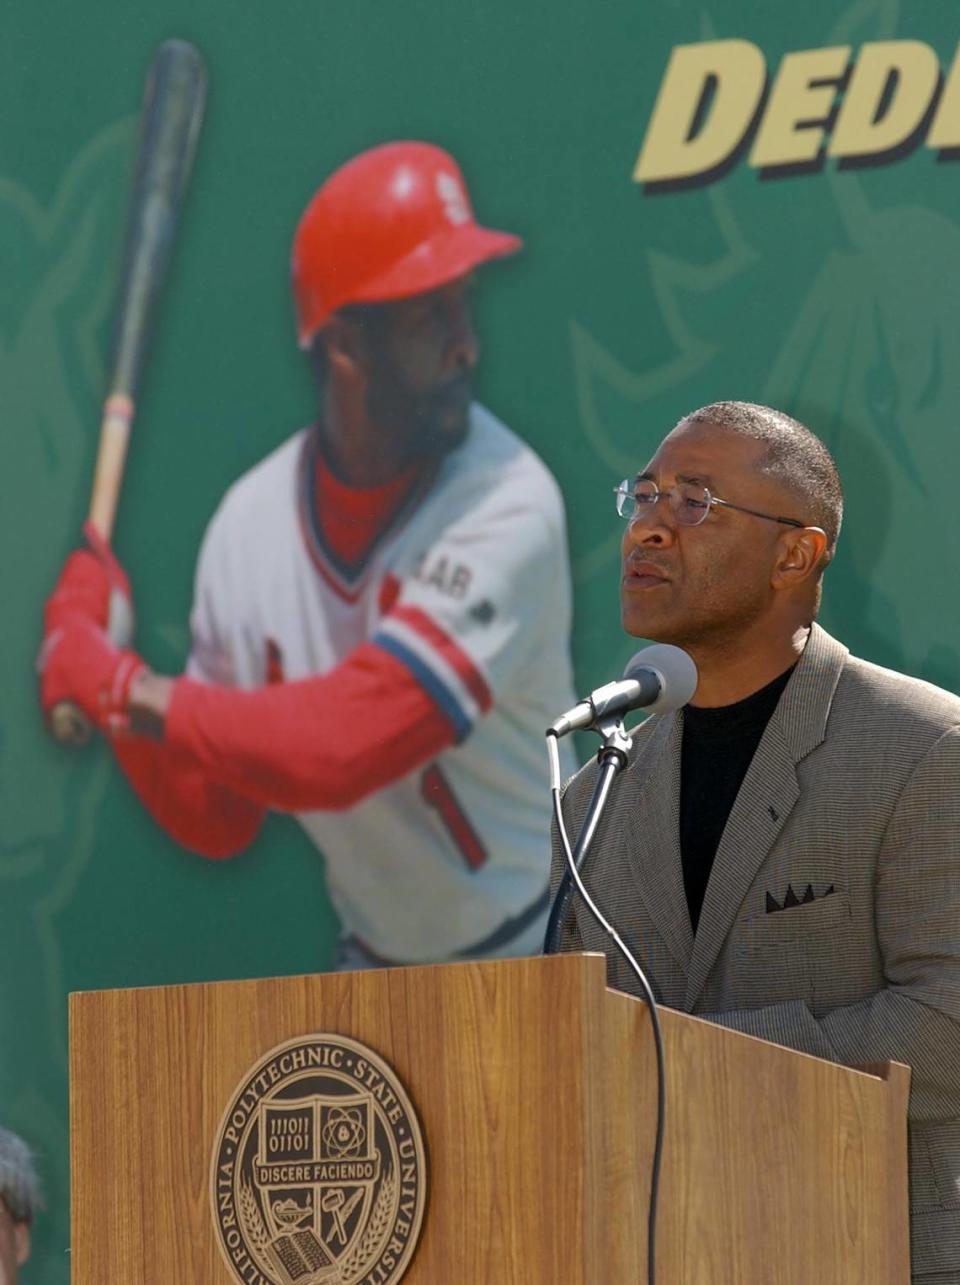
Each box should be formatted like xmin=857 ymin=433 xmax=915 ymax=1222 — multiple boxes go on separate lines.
xmin=542 ymin=717 xmax=666 ymax=1285
xmin=542 ymin=716 xmax=633 ymax=955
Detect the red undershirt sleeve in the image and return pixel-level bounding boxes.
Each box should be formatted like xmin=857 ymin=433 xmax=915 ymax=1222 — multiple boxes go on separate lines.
xmin=112 ymin=737 xmax=265 ymax=859
xmin=115 ymin=641 xmax=458 ymax=846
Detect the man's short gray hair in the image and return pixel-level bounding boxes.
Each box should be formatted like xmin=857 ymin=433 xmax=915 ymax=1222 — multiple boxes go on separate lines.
xmin=682 ymin=401 xmax=844 ymax=561
xmin=0 ymin=1128 xmax=42 ymax=1224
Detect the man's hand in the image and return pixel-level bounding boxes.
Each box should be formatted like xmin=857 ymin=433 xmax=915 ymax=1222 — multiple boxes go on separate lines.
xmin=38 ymin=617 xmax=144 ymax=738
xmin=44 ymin=521 xmax=134 ymax=643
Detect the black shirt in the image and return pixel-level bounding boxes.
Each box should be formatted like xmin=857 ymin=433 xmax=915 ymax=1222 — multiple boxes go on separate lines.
xmin=679 ymin=665 xmax=795 ymax=933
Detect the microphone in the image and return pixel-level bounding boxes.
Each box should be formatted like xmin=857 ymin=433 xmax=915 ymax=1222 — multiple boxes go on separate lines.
xmin=549 ymin=643 xmax=697 ymax=737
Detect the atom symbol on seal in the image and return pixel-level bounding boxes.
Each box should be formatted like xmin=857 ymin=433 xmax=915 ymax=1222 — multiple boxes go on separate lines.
xmin=322 ymin=1106 xmax=366 ymax=1158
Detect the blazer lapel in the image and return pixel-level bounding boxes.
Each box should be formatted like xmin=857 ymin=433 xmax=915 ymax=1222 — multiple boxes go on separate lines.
xmin=683 ymin=625 xmax=849 ymax=1010
xmin=621 ymin=712 xmax=695 ymax=978
xmin=684 ymin=725 xmax=799 ymax=1009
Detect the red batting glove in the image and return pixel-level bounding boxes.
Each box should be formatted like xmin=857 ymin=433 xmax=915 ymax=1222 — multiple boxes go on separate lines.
xmin=44 ymin=521 xmax=133 ymax=642
xmin=38 ymin=617 xmax=145 ymax=738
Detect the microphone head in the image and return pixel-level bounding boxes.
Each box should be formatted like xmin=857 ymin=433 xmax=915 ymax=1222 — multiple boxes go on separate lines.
xmin=623 ymin=644 xmax=698 ymax=714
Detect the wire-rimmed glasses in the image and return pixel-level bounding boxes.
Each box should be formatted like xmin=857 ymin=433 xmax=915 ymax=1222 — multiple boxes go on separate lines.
xmin=614 ymin=479 xmax=805 ymax=529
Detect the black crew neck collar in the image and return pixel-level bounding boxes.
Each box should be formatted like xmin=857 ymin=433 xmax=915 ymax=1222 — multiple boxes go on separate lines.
xmin=683 ymin=663 xmax=796 ymax=738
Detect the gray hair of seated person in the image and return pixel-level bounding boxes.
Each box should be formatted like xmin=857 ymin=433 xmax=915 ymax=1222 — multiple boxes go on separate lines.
xmin=0 ymin=1128 xmax=42 ymax=1224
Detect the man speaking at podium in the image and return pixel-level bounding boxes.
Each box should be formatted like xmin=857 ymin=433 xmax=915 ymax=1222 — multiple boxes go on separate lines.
xmin=552 ymin=402 xmax=960 ymax=1283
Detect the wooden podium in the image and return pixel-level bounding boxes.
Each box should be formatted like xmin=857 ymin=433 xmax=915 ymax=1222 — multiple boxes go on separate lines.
xmin=69 ymin=953 xmax=910 ymax=1283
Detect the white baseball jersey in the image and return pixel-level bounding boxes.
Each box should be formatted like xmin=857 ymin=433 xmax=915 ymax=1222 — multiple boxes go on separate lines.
xmin=187 ymin=404 xmax=577 ymax=961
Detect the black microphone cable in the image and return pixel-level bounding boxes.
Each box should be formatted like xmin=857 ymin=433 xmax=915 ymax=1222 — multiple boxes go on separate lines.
xmin=542 ymin=746 xmax=622 ymax=954
xmin=545 ymin=728 xmax=666 ymax=1285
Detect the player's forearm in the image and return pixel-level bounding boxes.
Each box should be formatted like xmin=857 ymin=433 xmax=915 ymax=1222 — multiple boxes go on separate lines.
xmin=127 ymin=669 xmax=175 ymax=737
xmin=112 ymin=735 xmax=264 ymax=858
xmin=129 ymin=644 xmax=457 ymax=812
xmin=703 ymin=990 xmax=960 ymax=1123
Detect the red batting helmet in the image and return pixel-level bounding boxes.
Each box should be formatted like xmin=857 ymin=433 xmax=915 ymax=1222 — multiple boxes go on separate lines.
xmin=292 ymin=141 xmax=522 ymax=347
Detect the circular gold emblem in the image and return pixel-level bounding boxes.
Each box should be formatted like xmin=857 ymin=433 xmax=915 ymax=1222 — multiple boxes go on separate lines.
xmin=211 ymin=1034 xmax=427 ymax=1285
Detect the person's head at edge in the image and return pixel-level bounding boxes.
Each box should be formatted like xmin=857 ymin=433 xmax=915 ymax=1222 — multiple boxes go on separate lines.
xmin=620 ymin=401 xmax=844 ymax=708
xmin=291 ymin=141 xmax=522 ymax=486
xmin=0 ymin=1128 xmax=40 ymax=1285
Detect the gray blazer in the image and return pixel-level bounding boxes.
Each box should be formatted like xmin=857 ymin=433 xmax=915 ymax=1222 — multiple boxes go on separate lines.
xmin=552 ymin=624 xmax=960 ymax=1278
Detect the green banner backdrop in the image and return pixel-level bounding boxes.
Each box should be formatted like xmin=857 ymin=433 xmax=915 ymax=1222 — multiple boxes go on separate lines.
xmin=2 ymin=0 xmax=958 ymax=1276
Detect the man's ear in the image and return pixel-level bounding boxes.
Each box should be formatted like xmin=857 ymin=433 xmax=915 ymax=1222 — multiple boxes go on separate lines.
xmin=772 ymin=526 xmax=829 ymax=590
xmin=323 ymin=317 xmax=368 ymax=382
xmin=14 ymin=1219 xmax=30 ymax=1267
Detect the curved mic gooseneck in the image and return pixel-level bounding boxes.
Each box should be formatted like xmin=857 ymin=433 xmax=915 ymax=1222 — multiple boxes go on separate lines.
xmin=543 ymin=643 xmax=697 ymax=954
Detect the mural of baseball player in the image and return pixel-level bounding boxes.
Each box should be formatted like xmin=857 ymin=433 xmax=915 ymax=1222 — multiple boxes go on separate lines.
xmin=39 ymin=141 xmax=577 ymax=967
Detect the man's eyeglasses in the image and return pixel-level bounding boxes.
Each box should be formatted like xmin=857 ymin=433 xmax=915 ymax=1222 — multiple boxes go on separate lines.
xmin=614 ymin=479 xmax=805 ymax=530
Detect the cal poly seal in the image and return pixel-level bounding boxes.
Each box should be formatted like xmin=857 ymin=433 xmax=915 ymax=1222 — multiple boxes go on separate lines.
xmin=211 ymin=1034 xmax=427 ymax=1285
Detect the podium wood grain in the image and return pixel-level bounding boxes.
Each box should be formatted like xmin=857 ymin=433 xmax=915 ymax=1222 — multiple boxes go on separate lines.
xmin=70 ymin=953 xmax=910 ymax=1282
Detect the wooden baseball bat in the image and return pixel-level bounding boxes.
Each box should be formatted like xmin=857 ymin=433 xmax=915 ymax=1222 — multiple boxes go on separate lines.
xmin=50 ymin=40 xmax=207 ymax=746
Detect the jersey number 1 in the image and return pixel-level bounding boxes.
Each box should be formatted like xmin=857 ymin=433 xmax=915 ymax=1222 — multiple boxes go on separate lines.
xmin=420 ymin=765 xmax=488 ymax=870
